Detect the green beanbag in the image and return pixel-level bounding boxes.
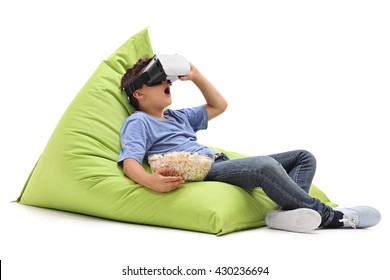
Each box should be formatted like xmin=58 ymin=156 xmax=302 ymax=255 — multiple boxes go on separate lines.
xmin=16 ymin=28 xmax=336 ymax=235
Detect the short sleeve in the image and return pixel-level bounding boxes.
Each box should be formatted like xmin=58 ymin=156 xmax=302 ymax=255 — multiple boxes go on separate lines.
xmin=118 ymin=116 xmax=149 ymax=165
xmin=177 ymin=105 xmax=208 ymax=132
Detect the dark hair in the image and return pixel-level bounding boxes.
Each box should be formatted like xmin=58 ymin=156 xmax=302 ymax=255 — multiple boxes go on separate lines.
xmin=120 ymin=57 xmax=152 ymax=110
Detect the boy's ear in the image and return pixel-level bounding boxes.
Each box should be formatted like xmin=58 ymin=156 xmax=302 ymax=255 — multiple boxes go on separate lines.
xmin=133 ymin=90 xmax=144 ymax=100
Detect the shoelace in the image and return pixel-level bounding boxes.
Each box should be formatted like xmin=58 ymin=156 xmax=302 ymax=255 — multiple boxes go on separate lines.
xmin=339 ymin=214 xmax=358 ymax=229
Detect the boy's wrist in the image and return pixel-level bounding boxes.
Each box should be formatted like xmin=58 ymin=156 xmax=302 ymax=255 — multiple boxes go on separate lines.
xmin=190 ymin=70 xmax=204 ymax=84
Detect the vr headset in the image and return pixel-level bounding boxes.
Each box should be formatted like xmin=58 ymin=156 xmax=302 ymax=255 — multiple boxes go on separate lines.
xmin=124 ymin=54 xmax=190 ymax=98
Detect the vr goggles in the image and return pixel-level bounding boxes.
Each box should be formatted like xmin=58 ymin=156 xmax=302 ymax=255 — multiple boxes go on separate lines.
xmin=124 ymin=54 xmax=190 ymax=98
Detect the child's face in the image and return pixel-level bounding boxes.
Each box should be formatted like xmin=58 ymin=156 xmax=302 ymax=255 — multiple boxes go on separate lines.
xmin=141 ymin=80 xmax=172 ymax=109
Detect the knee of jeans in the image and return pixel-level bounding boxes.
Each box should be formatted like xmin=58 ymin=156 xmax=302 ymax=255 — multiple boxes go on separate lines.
xmin=255 ymin=156 xmax=283 ymax=174
xmin=298 ymin=149 xmax=317 ymax=168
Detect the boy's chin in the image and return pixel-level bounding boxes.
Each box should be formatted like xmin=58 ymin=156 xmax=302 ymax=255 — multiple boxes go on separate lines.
xmin=162 ymin=100 xmax=172 ymax=108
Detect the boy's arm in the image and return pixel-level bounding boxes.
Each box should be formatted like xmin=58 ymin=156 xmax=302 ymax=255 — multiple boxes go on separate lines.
xmin=180 ymin=63 xmax=228 ymax=120
xmin=123 ymin=158 xmax=184 ymax=193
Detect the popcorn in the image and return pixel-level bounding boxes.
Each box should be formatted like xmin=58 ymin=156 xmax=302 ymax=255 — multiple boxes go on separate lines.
xmin=148 ymin=152 xmax=214 ymax=181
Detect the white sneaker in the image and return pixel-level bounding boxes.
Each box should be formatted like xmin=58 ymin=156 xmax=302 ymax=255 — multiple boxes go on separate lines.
xmin=265 ymin=208 xmax=321 ymax=233
xmin=337 ymin=206 xmax=381 ymax=229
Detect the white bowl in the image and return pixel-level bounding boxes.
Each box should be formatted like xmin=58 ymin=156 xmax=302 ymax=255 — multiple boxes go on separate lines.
xmin=148 ymin=152 xmax=214 ymax=181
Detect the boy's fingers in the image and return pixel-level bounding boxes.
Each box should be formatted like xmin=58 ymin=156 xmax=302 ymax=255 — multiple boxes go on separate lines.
xmin=156 ymin=167 xmax=177 ymax=176
xmin=156 ymin=167 xmax=172 ymax=174
xmin=164 ymin=176 xmax=184 ymax=183
xmin=161 ymin=178 xmax=184 ymax=192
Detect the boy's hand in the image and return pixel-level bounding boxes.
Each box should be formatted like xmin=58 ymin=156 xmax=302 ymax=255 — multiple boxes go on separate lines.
xmin=123 ymin=158 xmax=184 ymax=193
xmin=179 ymin=63 xmax=199 ymax=82
xmin=147 ymin=167 xmax=185 ymax=193
xmin=179 ymin=62 xmax=228 ymax=121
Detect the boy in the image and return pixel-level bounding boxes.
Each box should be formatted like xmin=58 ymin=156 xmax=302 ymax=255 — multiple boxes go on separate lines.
xmin=118 ymin=57 xmax=381 ymax=233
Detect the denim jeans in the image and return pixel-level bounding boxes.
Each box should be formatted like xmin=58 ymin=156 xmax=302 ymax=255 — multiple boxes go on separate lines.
xmin=205 ymin=150 xmax=334 ymax=227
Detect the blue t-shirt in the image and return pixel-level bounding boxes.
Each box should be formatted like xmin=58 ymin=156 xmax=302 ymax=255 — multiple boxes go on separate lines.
xmin=118 ymin=105 xmax=216 ymax=165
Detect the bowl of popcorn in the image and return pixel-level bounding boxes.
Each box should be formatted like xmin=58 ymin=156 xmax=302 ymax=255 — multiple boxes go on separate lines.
xmin=148 ymin=152 xmax=214 ymax=181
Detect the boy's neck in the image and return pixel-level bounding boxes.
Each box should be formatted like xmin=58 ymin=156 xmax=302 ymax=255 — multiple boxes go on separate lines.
xmin=140 ymin=107 xmax=165 ymax=120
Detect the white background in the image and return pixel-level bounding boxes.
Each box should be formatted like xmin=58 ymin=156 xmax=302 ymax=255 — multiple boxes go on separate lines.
xmin=1 ymin=0 xmax=389 ymax=279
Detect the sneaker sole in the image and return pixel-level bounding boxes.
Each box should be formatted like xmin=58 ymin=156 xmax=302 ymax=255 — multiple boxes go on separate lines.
xmin=265 ymin=208 xmax=321 ymax=233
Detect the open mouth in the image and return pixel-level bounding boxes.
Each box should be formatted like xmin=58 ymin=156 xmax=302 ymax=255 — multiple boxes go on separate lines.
xmin=164 ymin=85 xmax=171 ymax=95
